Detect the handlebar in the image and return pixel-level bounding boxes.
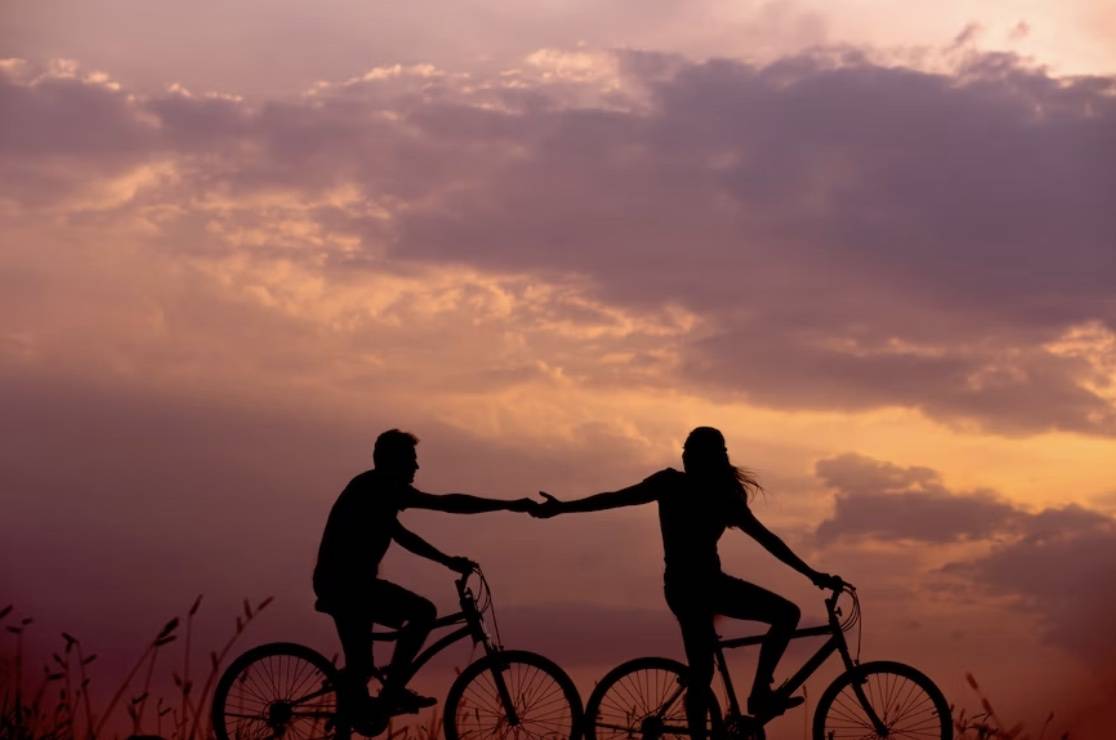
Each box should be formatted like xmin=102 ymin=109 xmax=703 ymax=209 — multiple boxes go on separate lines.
xmin=454 ymin=563 xmax=482 ymax=595
xmin=823 ymin=578 xmax=853 ymax=600
xmin=453 ymin=563 xmax=504 ymax=649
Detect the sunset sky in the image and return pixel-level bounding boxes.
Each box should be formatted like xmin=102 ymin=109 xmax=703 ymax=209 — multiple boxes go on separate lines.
xmin=3 ymin=1 xmax=1115 ymax=736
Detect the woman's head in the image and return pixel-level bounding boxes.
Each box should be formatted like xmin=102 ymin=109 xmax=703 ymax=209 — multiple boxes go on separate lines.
xmin=682 ymin=426 xmax=763 ymax=501
xmin=682 ymin=426 xmax=729 ymax=471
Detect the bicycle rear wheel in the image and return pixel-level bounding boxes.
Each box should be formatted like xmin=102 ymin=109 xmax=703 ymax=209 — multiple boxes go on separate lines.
xmin=212 ymin=642 xmax=347 ymax=740
xmin=584 ymin=657 xmax=723 ymax=739
xmin=812 ymin=660 xmax=951 ymax=740
xmin=444 ymin=649 xmax=582 ymax=739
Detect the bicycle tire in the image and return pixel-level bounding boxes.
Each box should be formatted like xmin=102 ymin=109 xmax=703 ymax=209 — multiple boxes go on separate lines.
xmin=443 ymin=649 xmax=583 ymax=739
xmin=212 ymin=641 xmax=349 ymax=740
xmin=812 ymin=660 xmax=951 ymax=740
xmin=584 ymin=657 xmax=724 ymax=740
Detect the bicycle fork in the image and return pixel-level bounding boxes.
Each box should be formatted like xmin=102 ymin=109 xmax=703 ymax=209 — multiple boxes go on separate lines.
xmin=488 ymin=654 xmax=523 ymax=727
xmin=846 ymin=667 xmax=888 ymax=736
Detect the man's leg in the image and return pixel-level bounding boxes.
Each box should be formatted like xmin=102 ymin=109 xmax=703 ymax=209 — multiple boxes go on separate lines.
xmin=331 ymin=610 xmax=375 ymax=710
xmin=712 ymin=574 xmax=801 ymax=713
xmin=369 ymin=580 xmax=437 ymax=707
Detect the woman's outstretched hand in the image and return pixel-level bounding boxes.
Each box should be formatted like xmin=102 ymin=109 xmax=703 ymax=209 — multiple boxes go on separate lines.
xmin=531 ymin=492 xmax=565 ymax=519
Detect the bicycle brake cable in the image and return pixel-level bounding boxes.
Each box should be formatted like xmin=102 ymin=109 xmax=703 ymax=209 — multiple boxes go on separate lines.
xmin=480 ymin=570 xmax=505 ymax=649
xmin=854 ymin=590 xmax=863 ymax=664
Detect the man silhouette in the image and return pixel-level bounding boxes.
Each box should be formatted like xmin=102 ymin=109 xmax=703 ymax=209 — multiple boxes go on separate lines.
xmin=313 ymin=429 xmax=535 ymax=714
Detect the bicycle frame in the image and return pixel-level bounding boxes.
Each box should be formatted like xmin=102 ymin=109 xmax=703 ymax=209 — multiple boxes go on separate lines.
xmin=367 ymin=574 xmax=496 ymax=688
xmin=712 ymin=586 xmax=886 ymax=732
xmin=357 ymin=571 xmax=525 ymax=727
xmin=276 ymin=573 xmax=514 ymax=722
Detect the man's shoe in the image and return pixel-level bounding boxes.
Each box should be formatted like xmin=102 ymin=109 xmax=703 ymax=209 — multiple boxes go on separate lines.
xmin=388 ymin=687 xmax=438 ymax=714
xmin=747 ymin=688 xmax=804 ymax=718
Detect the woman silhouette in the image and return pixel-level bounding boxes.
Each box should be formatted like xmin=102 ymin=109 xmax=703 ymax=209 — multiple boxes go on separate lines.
xmin=532 ymin=426 xmax=841 ymax=738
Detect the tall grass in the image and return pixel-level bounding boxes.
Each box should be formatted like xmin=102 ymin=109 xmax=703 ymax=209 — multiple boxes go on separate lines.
xmin=953 ymin=673 xmax=1069 ymax=740
xmin=5 ymin=599 xmax=1079 ymax=740
xmin=0 ymin=596 xmax=271 ymax=740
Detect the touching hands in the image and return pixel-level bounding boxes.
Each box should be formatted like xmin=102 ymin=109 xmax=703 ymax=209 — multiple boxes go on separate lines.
xmin=507 ymin=498 xmax=539 ymax=513
xmin=530 ymin=492 xmax=565 ymax=519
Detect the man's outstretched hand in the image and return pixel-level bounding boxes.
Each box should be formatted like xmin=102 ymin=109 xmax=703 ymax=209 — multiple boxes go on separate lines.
xmin=530 ymin=492 xmax=565 ymax=519
xmin=447 ymin=556 xmax=479 ymax=575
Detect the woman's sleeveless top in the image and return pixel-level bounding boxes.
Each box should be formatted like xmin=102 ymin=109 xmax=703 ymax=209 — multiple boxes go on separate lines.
xmin=643 ymin=468 xmax=747 ymax=584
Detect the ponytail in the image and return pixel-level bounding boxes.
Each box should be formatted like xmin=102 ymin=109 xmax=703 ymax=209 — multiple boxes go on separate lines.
xmin=731 ymin=464 xmax=764 ymax=503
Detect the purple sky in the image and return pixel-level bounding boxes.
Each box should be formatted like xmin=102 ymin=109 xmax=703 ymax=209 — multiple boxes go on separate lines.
xmin=3 ymin=4 xmax=1116 ymax=736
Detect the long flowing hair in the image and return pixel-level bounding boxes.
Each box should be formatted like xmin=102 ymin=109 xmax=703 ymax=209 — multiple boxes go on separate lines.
xmin=684 ymin=427 xmax=764 ymax=503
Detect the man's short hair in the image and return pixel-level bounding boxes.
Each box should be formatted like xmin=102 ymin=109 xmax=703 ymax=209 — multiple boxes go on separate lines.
xmin=373 ymin=429 xmax=419 ymax=468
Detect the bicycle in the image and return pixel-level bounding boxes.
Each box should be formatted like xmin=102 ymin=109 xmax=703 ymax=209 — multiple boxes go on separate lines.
xmin=583 ymin=582 xmax=951 ymax=739
xmin=212 ymin=566 xmax=584 ymax=739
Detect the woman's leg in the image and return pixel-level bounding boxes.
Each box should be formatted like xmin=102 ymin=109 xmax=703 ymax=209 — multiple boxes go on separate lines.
xmin=673 ymin=608 xmax=717 ymax=740
xmin=666 ymin=578 xmax=718 ymax=740
xmin=711 ymin=574 xmax=801 ymax=709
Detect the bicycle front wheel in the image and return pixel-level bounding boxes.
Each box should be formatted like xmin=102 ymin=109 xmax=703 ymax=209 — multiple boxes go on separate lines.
xmin=584 ymin=657 xmax=723 ymax=740
xmin=812 ymin=660 xmax=951 ymax=740
xmin=444 ymin=649 xmax=582 ymax=739
xmin=212 ymin=642 xmax=347 ymax=740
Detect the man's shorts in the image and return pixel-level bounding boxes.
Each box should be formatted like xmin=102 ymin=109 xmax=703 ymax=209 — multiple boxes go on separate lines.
xmin=317 ymin=578 xmax=434 ymax=628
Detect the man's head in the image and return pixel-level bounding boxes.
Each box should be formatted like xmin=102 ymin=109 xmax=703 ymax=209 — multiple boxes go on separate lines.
xmin=373 ymin=429 xmax=420 ymax=483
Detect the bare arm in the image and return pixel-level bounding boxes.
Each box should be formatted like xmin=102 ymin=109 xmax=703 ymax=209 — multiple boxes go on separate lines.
xmin=535 ymin=479 xmax=658 ymax=517
xmin=737 ymin=508 xmax=826 ymax=584
xmin=406 ymin=489 xmax=535 ymax=514
xmin=392 ymin=521 xmax=475 ymax=573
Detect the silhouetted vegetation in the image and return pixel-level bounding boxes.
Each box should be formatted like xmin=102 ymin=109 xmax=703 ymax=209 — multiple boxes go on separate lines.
xmin=3 ymin=601 xmax=1081 ymax=739
xmin=954 ymin=672 xmax=1069 ymax=740
xmin=1 ymin=596 xmax=271 ymax=739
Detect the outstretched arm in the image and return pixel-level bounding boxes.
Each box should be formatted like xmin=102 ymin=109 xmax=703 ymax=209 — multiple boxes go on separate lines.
xmin=737 ymin=508 xmax=835 ymax=587
xmin=534 ymin=479 xmax=658 ymax=517
xmin=406 ymin=489 xmax=535 ymax=514
xmin=392 ymin=522 xmax=475 ymax=572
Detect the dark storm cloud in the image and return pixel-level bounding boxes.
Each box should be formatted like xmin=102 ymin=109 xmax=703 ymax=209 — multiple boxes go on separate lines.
xmin=3 ymin=50 xmax=1115 ymax=434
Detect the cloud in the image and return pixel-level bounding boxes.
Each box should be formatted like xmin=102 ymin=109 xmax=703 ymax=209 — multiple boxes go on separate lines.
xmin=2 ymin=49 xmax=1115 ymax=440
xmin=813 ymin=452 xmax=1116 ymax=657
xmin=942 ymin=505 xmax=1116 ymax=656
xmin=814 ymin=453 xmax=1019 ymax=542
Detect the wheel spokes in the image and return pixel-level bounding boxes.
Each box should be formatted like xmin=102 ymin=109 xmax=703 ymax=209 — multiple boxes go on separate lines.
xmin=823 ymin=671 xmax=945 ymax=739
xmin=221 ymin=654 xmax=338 ymax=740
xmin=453 ymin=661 xmax=576 ymax=738
xmin=591 ymin=667 xmax=716 ymax=739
